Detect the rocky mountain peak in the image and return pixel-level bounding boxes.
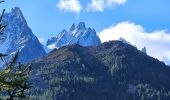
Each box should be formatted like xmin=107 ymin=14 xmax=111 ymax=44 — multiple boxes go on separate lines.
xmin=141 ymin=46 xmax=147 ymax=54
xmin=46 ymin=22 xmax=101 ymax=50
xmin=46 ymin=37 xmax=57 ymax=46
xmin=31 ymin=40 xmax=170 ymax=100
xmin=10 ymin=7 xmax=26 ymax=24
xmin=70 ymin=23 xmax=76 ymax=31
xmin=11 ymin=7 xmax=22 ymax=15
xmin=87 ymin=27 xmax=92 ymax=31
xmin=76 ymin=22 xmax=86 ymax=30
xmin=0 ymin=7 xmax=46 ymax=63
xmin=61 ymin=29 xmax=67 ymax=33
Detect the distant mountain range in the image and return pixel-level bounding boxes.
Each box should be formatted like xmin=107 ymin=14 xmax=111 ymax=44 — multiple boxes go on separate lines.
xmin=0 ymin=7 xmax=102 ymax=64
xmin=46 ymin=22 xmax=101 ymax=50
xmin=0 ymin=7 xmax=46 ymax=63
xmin=1 ymin=7 xmax=170 ymax=100
xmin=30 ymin=40 xmax=170 ymax=100
xmin=0 ymin=7 xmax=148 ymax=64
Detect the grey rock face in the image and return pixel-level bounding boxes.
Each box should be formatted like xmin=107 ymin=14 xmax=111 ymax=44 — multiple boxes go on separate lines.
xmin=46 ymin=22 xmax=101 ymax=49
xmin=141 ymin=46 xmax=147 ymax=54
xmin=0 ymin=7 xmax=46 ymax=63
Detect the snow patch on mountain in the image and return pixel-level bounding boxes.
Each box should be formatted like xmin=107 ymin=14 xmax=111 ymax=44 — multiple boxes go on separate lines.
xmin=0 ymin=7 xmax=46 ymax=63
xmin=46 ymin=22 xmax=101 ymax=50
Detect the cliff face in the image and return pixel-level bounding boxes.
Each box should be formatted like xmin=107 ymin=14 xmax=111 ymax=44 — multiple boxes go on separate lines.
xmin=0 ymin=7 xmax=46 ymax=63
xmin=46 ymin=22 xmax=101 ymax=50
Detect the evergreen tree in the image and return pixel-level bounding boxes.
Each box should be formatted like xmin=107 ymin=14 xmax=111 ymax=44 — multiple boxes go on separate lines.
xmin=0 ymin=52 xmax=32 ymax=100
xmin=0 ymin=1 xmax=32 ymax=99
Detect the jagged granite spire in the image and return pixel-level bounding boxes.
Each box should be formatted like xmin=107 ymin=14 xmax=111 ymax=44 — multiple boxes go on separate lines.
xmin=70 ymin=23 xmax=75 ymax=31
xmin=11 ymin=7 xmax=24 ymax=17
xmin=78 ymin=27 xmax=101 ymax=46
xmin=46 ymin=37 xmax=57 ymax=46
xmin=76 ymin=22 xmax=86 ymax=30
xmin=46 ymin=22 xmax=101 ymax=50
xmin=0 ymin=7 xmax=46 ymax=63
xmin=141 ymin=46 xmax=147 ymax=54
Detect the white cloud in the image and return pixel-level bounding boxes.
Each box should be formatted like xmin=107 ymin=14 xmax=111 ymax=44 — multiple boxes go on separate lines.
xmin=108 ymin=0 xmax=127 ymax=5
xmin=57 ymin=0 xmax=82 ymax=13
xmin=87 ymin=0 xmax=127 ymax=12
xmin=99 ymin=21 xmax=170 ymax=65
xmin=87 ymin=0 xmax=105 ymax=12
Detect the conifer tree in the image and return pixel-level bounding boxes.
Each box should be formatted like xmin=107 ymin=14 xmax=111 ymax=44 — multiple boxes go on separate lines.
xmin=0 ymin=1 xmax=32 ymax=99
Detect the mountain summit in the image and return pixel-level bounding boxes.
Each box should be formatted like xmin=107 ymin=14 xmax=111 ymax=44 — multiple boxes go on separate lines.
xmin=46 ymin=22 xmax=101 ymax=50
xmin=0 ymin=7 xmax=46 ymax=63
xmin=30 ymin=40 xmax=170 ymax=100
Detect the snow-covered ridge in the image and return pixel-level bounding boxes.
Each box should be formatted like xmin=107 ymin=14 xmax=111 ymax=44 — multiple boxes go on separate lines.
xmin=0 ymin=7 xmax=46 ymax=63
xmin=46 ymin=22 xmax=101 ymax=50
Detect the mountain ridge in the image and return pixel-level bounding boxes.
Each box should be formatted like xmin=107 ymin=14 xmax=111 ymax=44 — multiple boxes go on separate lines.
xmin=30 ymin=40 xmax=170 ymax=100
xmin=0 ymin=7 xmax=46 ymax=63
xmin=46 ymin=22 xmax=101 ymax=50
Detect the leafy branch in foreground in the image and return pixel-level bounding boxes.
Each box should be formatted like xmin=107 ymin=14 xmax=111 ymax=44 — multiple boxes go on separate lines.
xmin=0 ymin=1 xmax=32 ymax=99
xmin=0 ymin=52 xmax=32 ymax=100
xmin=0 ymin=9 xmax=6 ymax=35
xmin=0 ymin=1 xmax=4 ymax=4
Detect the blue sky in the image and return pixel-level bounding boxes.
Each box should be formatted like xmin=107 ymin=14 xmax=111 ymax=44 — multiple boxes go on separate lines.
xmin=1 ymin=0 xmax=170 ymax=39
xmin=1 ymin=0 xmax=170 ymax=64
